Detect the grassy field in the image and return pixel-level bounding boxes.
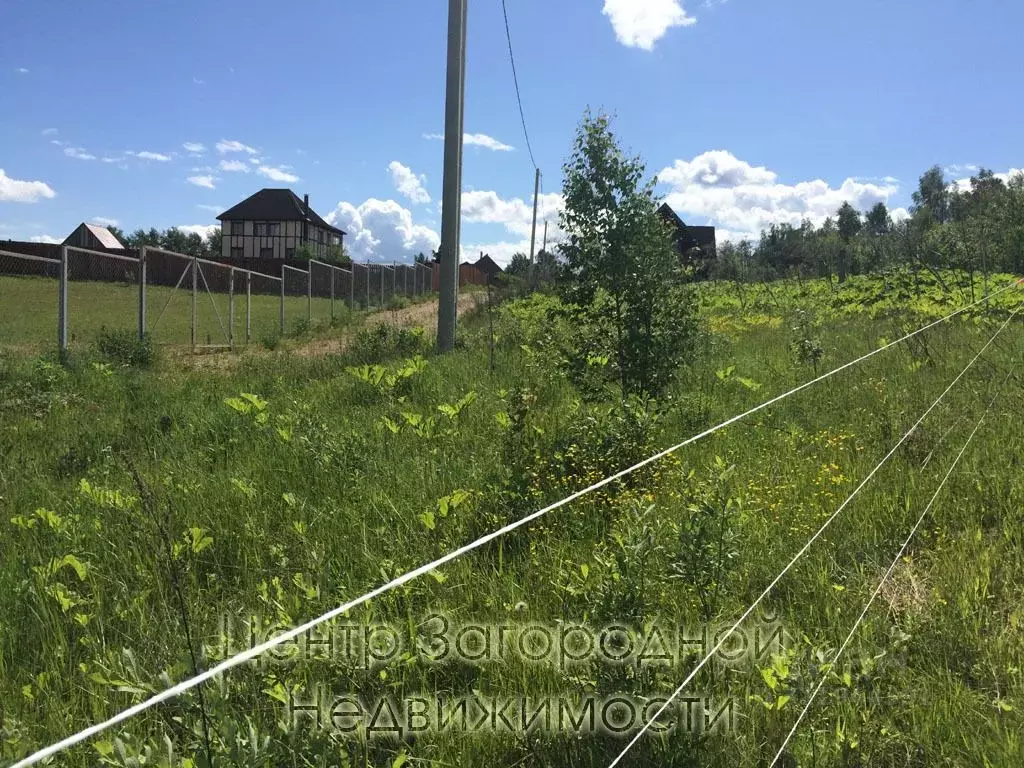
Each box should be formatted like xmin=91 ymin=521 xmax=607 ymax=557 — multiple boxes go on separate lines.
xmin=0 ymin=270 xmax=1022 ymax=767
xmin=0 ymin=274 xmax=419 ymax=353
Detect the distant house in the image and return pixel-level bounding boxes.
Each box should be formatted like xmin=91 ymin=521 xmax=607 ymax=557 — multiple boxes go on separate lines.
xmin=216 ymin=188 xmax=346 ymax=261
xmin=63 ymin=223 xmax=125 ymax=252
xmin=473 ymin=253 xmax=504 ymax=283
xmin=656 ymin=203 xmax=717 ymax=278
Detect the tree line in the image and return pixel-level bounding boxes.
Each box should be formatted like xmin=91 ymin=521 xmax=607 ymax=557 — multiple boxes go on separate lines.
xmin=713 ymin=166 xmax=1024 ymax=284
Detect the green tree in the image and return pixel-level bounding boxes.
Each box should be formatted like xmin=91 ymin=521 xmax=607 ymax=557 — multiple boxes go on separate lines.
xmin=864 ymin=202 xmax=891 ymax=235
xmin=911 ymin=165 xmax=950 ymax=224
xmin=558 ymin=109 xmax=695 ymax=398
xmin=505 ymin=252 xmax=530 ymax=277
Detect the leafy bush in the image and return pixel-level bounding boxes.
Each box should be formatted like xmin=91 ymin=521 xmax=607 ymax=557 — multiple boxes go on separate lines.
xmin=95 ymin=328 xmax=154 ymax=367
xmin=348 ymin=324 xmax=428 ymax=364
xmin=387 ymin=295 xmax=411 ymax=311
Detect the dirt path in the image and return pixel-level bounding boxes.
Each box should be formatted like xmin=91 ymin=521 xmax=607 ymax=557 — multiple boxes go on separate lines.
xmin=177 ymin=292 xmax=482 ymax=370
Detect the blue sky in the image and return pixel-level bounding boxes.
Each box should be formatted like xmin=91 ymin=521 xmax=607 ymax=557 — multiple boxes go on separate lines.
xmin=2 ymin=0 xmax=1022 ymax=263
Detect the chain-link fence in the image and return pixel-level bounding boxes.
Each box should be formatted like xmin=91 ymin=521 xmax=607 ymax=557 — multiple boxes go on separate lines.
xmin=2 ymin=246 xmax=440 ymax=356
xmin=0 ymin=248 xmax=61 ymax=352
xmin=65 ymin=246 xmax=140 ymax=351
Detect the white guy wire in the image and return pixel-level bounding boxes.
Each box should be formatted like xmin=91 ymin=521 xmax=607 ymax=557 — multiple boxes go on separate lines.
xmin=13 ymin=282 xmax=1021 ymax=767
xmin=768 ymin=360 xmax=1017 ymax=766
xmin=606 ymin=300 xmax=1022 ymax=768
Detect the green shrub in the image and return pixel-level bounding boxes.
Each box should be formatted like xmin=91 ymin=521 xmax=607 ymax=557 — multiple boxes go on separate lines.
xmin=95 ymin=327 xmax=154 ymax=367
xmin=387 ymin=294 xmax=411 ymax=311
xmin=348 ymin=324 xmax=429 ymax=364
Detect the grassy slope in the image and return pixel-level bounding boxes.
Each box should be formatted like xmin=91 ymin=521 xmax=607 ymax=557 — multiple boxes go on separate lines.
xmin=0 ymin=271 xmax=1022 ymax=767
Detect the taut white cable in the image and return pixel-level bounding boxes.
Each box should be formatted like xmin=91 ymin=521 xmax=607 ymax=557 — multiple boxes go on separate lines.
xmin=13 ymin=284 xmax=1021 ymax=767
xmin=767 ymin=361 xmax=1017 ymax=766
xmin=606 ymin=300 xmax=1021 ymax=768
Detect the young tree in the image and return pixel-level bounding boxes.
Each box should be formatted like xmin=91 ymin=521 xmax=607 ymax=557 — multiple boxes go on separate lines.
xmin=558 ymin=109 xmax=695 ymax=398
xmin=505 ymin=252 xmax=530 ymax=277
xmin=911 ymin=165 xmax=950 ymax=224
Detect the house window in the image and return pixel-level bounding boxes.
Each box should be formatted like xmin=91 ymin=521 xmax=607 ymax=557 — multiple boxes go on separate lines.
xmin=230 ymin=247 xmax=244 ymax=260
xmin=230 ymin=221 xmax=244 ymax=235
xmin=255 ymin=223 xmax=280 ymax=237
xmin=260 ymin=247 xmax=274 ymax=259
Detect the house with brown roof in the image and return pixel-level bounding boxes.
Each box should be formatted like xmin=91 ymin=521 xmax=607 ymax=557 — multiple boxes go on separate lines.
xmin=216 ymin=188 xmax=346 ymax=261
xmin=63 ymin=223 xmax=125 ymax=252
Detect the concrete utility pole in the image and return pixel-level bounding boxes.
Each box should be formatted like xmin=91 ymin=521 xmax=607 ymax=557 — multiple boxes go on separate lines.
xmin=542 ymin=220 xmax=548 ymax=253
xmin=528 ymin=167 xmax=541 ymax=264
xmin=437 ymin=0 xmax=467 ymax=352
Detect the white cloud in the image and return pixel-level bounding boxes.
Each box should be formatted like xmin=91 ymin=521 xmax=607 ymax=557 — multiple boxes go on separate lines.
xmin=425 ymin=132 xmax=515 ymax=152
xmin=196 ymin=204 xmax=223 ymax=213
xmin=64 ymin=147 xmax=96 ymax=161
xmin=29 ymin=235 xmax=61 ymax=244
xmin=461 ymin=190 xmax=564 ymax=238
xmin=220 ymin=159 xmax=250 ymax=173
xmin=183 ymin=142 xmax=206 ymax=154
xmin=249 ymin=158 xmax=260 ymax=165
xmin=603 ymin=0 xmax=696 ymax=51
xmin=187 ymin=175 xmax=218 ymax=189
xmin=101 ymin=157 xmax=120 ymax=164
xmin=658 ymin=150 xmax=901 ymax=242
xmin=89 ymin=217 xmax=119 ymax=227
xmin=178 ymin=224 xmax=219 ymax=240
xmin=326 ymin=199 xmax=440 ymax=261
xmin=216 ymin=139 xmax=258 ymax=155
xmin=50 ymin=139 xmax=66 ymax=147
xmin=0 ymin=169 xmax=56 ymax=203
xmin=257 ymin=165 xmax=300 ymax=183
xmin=16 ymin=67 xmax=29 ymax=74
xmin=388 ymin=161 xmax=431 ymax=204
xmin=130 ymin=151 xmax=171 ymax=162
xmin=952 ymin=167 xmax=1024 ymax=193
xmin=41 ymin=128 xmax=58 ymax=137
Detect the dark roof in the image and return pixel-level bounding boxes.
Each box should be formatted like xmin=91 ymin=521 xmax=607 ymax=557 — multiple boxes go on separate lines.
xmin=217 ymin=188 xmax=346 ymax=236
xmin=474 ymin=254 xmax=503 ymax=275
xmin=657 ymin=203 xmax=717 ymax=252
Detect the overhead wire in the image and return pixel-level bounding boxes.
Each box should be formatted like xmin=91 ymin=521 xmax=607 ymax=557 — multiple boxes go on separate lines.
xmin=500 ymin=0 xmax=538 ymax=170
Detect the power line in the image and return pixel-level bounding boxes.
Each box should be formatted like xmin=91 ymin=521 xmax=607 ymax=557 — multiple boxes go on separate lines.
xmin=501 ymin=0 xmax=537 ymax=170
xmin=605 ymin=299 xmax=1023 ymax=768
xmin=13 ymin=280 xmax=1021 ymax=768
xmin=768 ymin=360 xmax=1017 ymax=767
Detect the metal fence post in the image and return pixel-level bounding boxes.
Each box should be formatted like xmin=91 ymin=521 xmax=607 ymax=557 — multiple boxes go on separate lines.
xmin=404 ymin=264 xmax=408 ymax=296
xmin=380 ymin=264 xmax=385 ymax=307
xmin=228 ymin=267 xmax=235 ymax=351
xmin=307 ymin=267 xmax=312 ymax=324
xmin=58 ymin=246 xmax=69 ymax=353
xmin=330 ymin=266 xmax=336 ymax=321
xmin=349 ymin=265 xmax=355 ymax=310
xmin=191 ymin=256 xmax=198 ymax=352
xmin=280 ymin=263 xmax=286 ymax=335
xmin=365 ymin=264 xmax=370 ymax=309
xmin=245 ymin=270 xmax=252 ymax=344
xmin=138 ymin=245 xmax=147 ymax=340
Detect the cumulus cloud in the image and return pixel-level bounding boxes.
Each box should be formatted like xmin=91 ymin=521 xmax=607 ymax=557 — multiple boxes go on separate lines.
xmin=258 ymin=165 xmax=300 ymax=183
xmin=64 ymin=147 xmax=96 ymax=161
xmin=183 ymin=142 xmax=206 ymax=154
xmin=658 ymin=150 xmax=901 ymax=243
xmin=178 ymin=224 xmax=219 ymax=240
xmin=952 ymin=167 xmax=1024 ymax=193
xmin=326 ymin=199 xmax=440 ymax=261
xmin=216 ymin=139 xmax=258 ymax=155
xmin=187 ymin=175 xmax=217 ymax=189
xmin=89 ymin=217 xmax=119 ymax=227
xmin=41 ymin=128 xmax=58 ymax=137
xmin=461 ymin=190 xmax=564 ymax=238
xmin=603 ymin=0 xmax=696 ymax=51
xmin=425 ymin=132 xmax=515 ymax=152
xmin=388 ymin=161 xmax=431 ymax=204
xmin=0 ymin=169 xmax=56 ymax=203
xmin=29 ymin=235 xmax=61 ymax=244
xmin=220 ymin=159 xmax=250 ymax=173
